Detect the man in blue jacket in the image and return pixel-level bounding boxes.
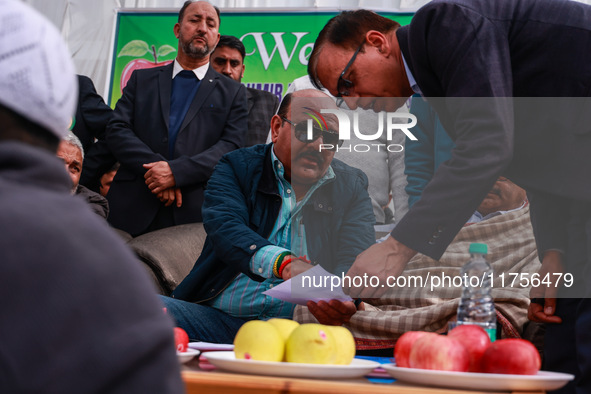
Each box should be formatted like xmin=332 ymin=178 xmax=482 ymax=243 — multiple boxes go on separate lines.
xmin=162 ymin=89 xmax=376 ymax=343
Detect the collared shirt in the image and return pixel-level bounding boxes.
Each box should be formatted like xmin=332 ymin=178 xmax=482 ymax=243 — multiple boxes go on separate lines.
xmin=401 ymin=53 xmax=422 ymax=95
xmin=172 ymin=59 xmax=209 ymax=80
xmin=466 ymin=201 xmax=527 ymax=224
xmin=208 ymin=147 xmax=335 ymax=320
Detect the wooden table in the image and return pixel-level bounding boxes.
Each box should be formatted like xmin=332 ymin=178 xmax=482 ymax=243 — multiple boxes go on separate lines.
xmin=182 ymin=359 xmax=544 ymax=394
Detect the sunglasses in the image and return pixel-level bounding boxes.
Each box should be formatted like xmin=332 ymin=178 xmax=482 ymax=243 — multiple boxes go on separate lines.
xmin=336 ymin=41 xmax=365 ymax=107
xmin=282 ymin=117 xmax=343 ymax=150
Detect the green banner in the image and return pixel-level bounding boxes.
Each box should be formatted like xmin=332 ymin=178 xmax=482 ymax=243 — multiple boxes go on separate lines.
xmin=108 ymin=10 xmax=413 ymax=107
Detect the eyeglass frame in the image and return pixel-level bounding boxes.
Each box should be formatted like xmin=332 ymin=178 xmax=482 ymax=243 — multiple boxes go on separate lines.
xmin=335 ymin=41 xmax=365 ymax=107
xmin=281 ymin=117 xmax=343 ymax=150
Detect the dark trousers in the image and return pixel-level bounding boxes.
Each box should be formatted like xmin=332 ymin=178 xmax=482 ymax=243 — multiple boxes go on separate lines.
xmin=145 ymin=205 xmax=175 ymax=235
xmin=544 ymin=201 xmax=591 ymax=394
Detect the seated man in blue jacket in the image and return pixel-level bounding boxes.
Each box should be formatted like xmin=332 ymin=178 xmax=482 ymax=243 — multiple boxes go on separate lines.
xmin=161 ymin=89 xmax=376 ymax=343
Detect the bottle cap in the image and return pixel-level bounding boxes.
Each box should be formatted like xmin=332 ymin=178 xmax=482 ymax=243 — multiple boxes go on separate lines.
xmin=469 ymin=243 xmax=488 ymax=254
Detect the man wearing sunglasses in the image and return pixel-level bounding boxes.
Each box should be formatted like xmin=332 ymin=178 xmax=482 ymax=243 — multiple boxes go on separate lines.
xmin=308 ymin=2 xmax=591 ymax=392
xmin=162 ymin=89 xmax=375 ymax=343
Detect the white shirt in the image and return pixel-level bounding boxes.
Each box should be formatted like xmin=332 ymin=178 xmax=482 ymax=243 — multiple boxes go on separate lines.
xmin=467 ymin=201 xmax=527 ymax=224
xmin=401 ymin=53 xmax=422 ymax=95
xmin=172 ymin=59 xmax=209 ymax=80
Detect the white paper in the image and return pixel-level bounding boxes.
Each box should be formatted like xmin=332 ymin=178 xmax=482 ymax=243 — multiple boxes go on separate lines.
xmin=263 ymin=265 xmax=353 ymax=305
xmin=188 ymin=341 xmax=234 ymax=351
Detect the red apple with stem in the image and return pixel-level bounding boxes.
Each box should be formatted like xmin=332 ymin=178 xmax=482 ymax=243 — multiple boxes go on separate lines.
xmin=118 ymin=40 xmax=176 ymax=91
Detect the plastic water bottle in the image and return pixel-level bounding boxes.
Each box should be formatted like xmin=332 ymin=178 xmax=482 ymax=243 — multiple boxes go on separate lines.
xmin=453 ymin=243 xmax=497 ymax=341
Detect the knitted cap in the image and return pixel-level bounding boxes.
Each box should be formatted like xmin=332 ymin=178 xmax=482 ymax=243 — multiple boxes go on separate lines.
xmin=0 ymin=0 xmax=77 ymax=139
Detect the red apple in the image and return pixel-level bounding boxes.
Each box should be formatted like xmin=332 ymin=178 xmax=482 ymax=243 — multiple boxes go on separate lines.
xmin=409 ymin=333 xmax=470 ymax=372
xmin=120 ymin=58 xmax=172 ymax=92
xmin=395 ymin=331 xmax=429 ymax=368
xmin=174 ymin=327 xmax=189 ymax=353
xmin=481 ymin=339 xmax=541 ymax=375
xmin=448 ymin=325 xmax=491 ymax=372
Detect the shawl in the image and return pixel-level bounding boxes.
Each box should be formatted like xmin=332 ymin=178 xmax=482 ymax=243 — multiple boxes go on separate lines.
xmin=294 ymin=205 xmax=540 ymax=350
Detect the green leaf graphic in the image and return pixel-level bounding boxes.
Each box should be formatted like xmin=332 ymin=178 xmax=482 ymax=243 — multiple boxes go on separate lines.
xmin=118 ymin=40 xmax=150 ymax=57
xmin=158 ymin=44 xmax=177 ymax=58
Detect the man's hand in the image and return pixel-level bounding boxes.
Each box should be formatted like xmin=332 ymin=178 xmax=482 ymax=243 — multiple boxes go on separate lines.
xmin=156 ymin=187 xmax=183 ymax=208
xmin=528 ymin=250 xmax=564 ymax=324
xmin=307 ymin=300 xmax=358 ymax=326
xmin=281 ymin=258 xmax=313 ymax=280
xmin=344 ymin=236 xmax=416 ymax=298
xmin=143 ymin=161 xmax=175 ymax=194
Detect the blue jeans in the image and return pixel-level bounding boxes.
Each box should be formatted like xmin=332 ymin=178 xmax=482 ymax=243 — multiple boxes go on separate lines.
xmin=159 ymin=295 xmax=247 ymax=344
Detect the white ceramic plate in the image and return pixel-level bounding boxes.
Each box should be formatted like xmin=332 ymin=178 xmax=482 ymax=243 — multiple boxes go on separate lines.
xmin=177 ymin=348 xmax=200 ymax=364
xmin=382 ymin=364 xmax=574 ymax=391
xmin=204 ymin=351 xmax=380 ymax=379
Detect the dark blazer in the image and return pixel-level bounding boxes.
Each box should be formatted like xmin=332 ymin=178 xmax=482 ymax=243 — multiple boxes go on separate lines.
xmin=392 ymin=0 xmax=591 ymax=259
xmin=106 ymin=63 xmax=248 ymax=235
xmin=172 ymin=144 xmax=375 ymax=303
xmin=245 ymin=88 xmax=279 ymax=146
xmin=73 ymin=75 xmax=113 ymax=152
xmin=74 ymin=75 xmax=116 ymax=192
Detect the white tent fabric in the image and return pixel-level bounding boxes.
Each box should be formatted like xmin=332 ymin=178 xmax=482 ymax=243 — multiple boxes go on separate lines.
xmin=21 ymin=0 xmax=431 ymax=97
xmin=22 ymin=0 xmax=591 ymax=97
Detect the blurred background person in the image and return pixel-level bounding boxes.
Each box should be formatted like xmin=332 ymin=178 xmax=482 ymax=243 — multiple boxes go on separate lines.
xmin=210 ymin=35 xmax=279 ymax=146
xmin=0 ymin=1 xmax=183 ymax=392
xmin=57 ymin=131 xmax=109 ymax=219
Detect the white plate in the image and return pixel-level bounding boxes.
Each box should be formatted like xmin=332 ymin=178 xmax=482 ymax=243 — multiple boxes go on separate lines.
xmin=382 ymin=364 xmax=574 ymax=391
xmin=177 ymin=348 xmax=200 ymax=364
xmin=204 ymin=351 xmax=380 ymax=379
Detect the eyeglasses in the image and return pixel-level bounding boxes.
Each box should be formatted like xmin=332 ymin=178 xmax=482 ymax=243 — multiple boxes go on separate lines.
xmin=282 ymin=117 xmax=343 ymax=150
xmin=336 ymin=41 xmax=365 ymax=107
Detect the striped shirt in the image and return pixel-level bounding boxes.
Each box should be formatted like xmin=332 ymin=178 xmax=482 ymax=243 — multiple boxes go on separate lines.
xmin=208 ymin=148 xmax=334 ymax=320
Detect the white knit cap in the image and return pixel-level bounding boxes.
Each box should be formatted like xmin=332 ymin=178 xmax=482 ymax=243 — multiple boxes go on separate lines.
xmin=0 ymin=0 xmax=77 ymax=140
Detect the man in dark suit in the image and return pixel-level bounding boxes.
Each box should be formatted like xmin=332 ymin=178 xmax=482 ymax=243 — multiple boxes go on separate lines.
xmin=308 ymin=2 xmax=591 ymax=392
xmin=73 ymin=75 xmax=117 ymax=193
xmin=210 ymin=35 xmax=279 ymax=146
xmin=107 ymin=0 xmax=248 ymax=236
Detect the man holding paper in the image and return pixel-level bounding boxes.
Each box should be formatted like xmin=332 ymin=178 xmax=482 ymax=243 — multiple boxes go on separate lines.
xmin=162 ymin=89 xmax=375 ymax=343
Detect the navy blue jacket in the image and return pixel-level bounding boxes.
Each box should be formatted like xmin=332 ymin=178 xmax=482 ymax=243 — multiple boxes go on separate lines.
xmin=172 ymin=144 xmax=375 ymax=303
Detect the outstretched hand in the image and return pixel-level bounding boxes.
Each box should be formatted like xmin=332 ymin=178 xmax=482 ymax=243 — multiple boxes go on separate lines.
xmin=307 ymin=299 xmax=359 ymax=326
xmin=344 ymin=236 xmax=416 ymax=298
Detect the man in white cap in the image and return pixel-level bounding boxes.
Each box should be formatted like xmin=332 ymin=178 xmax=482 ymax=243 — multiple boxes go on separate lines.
xmin=0 ymin=1 xmax=184 ymax=392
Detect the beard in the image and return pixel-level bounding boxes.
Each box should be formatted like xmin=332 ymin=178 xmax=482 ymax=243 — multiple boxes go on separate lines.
xmin=181 ymin=36 xmax=211 ymax=59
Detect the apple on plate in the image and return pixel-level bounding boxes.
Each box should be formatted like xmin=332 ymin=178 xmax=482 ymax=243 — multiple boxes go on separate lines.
xmin=174 ymin=327 xmax=189 ymax=353
xmin=409 ymin=333 xmax=470 ymax=372
xmin=118 ymin=40 xmax=176 ymax=91
xmin=481 ymin=339 xmax=541 ymax=375
xmin=395 ymin=331 xmax=429 ymax=368
xmin=448 ymin=325 xmax=491 ymax=372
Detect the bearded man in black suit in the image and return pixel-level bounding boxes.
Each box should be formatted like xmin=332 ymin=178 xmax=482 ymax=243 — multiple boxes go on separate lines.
xmin=107 ymin=0 xmax=248 ymax=236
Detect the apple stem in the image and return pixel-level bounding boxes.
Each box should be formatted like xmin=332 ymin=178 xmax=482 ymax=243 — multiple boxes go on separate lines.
xmin=151 ymin=45 xmax=157 ymax=63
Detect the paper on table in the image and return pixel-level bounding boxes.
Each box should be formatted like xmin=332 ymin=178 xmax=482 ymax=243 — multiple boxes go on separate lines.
xmin=263 ymin=265 xmax=353 ymax=305
xmin=188 ymin=341 xmax=234 ymax=351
